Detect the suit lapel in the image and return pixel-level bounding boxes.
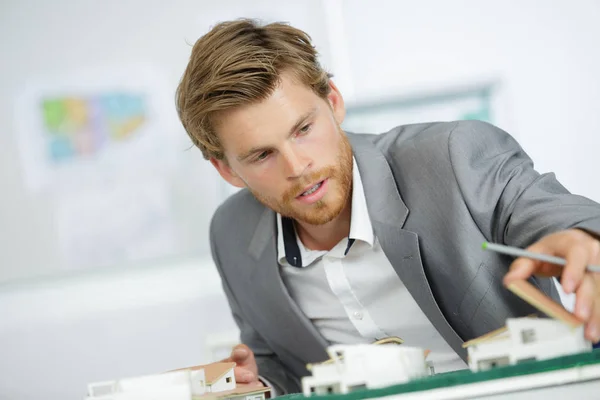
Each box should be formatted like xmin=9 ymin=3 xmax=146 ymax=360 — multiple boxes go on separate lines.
xmin=350 ymin=134 xmax=467 ymax=360
xmin=247 ymin=208 xmax=329 ymax=367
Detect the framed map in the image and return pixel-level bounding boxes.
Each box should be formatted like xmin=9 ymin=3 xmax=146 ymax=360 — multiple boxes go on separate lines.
xmin=15 ymin=65 xmax=175 ymax=192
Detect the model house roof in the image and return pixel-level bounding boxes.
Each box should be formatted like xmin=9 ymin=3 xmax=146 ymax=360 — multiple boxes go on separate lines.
xmin=463 ymin=279 xmax=584 ymax=348
xmin=373 ymin=336 xmax=405 ymax=346
xmin=462 ymin=325 xmax=510 ymax=348
xmin=204 ymin=362 xmax=236 ymax=385
xmin=172 ymin=362 xmax=236 ymax=385
xmin=507 ymin=279 xmax=583 ymax=328
xmin=170 ymin=362 xmax=271 ymax=399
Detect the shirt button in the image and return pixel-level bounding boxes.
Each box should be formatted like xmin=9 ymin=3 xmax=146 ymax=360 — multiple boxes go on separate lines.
xmin=353 ymin=311 xmax=363 ymax=320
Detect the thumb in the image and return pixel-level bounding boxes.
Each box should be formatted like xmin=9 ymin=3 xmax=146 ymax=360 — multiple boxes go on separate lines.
xmin=504 ymin=257 xmax=540 ymax=285
xmin=503 ymin=242 xmax=551 ymax=285
xmin=230 ymin=344 xmax=252 ymax=365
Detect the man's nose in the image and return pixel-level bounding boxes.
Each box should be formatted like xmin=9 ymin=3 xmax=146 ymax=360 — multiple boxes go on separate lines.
xmin=283 ymin=148 xmax=310 ymax=179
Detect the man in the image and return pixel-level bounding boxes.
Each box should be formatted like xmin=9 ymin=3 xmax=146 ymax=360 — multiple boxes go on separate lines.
xmin=176 ymin=19 xmax=600 ymax=394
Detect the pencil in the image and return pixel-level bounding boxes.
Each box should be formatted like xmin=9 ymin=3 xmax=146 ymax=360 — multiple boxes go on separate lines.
xmin=482 ymin=242 xmax=600 ymax=273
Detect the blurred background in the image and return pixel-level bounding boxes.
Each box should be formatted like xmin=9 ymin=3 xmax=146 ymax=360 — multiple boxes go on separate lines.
xmin=1 ymin=0 xmax=599 ymax=399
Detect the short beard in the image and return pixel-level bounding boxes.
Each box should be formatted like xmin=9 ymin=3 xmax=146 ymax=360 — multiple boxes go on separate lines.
xmin=250 ymin=129 xmax=353 ymax=225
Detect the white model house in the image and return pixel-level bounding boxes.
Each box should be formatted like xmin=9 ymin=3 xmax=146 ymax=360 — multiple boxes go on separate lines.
xmin=464 ymin=279 xmax=593 ymax=372
xmin=200 ymin=362 xmax=236 ymax=393
xmin=301 ymin=343 xmax=429 ymax=396
xmin=85 ymin=362 xmax=270 ymax=400
xmin=465 ymin=317 xmax=592 ymax=371
xmin=85 ymin=369 xmax=203 ymax=400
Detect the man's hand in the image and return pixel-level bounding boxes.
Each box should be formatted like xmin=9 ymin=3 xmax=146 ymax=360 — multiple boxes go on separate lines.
xmin=504 ymin=229 xmax=600 ymax=343
xmin=221 ymin=344 xmax=264 ymax=387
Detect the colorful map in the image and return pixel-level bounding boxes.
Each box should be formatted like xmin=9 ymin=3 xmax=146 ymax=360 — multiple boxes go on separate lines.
xmin=41 ymin=93 xmax=147 ymax=162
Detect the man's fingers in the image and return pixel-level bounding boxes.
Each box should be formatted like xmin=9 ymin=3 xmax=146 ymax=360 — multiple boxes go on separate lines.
xmin=585 ymin=296 xmax=600 ymax=343
xmin=234 ymin=366 xmax=256 ymax=383
xmin=230 ymin=344 xmax=254 ymax=365
xmin=218 ymin=344 xmax=259 ymax=384
xmin=534 ymin=262 xmax=564 ymax=278
xmin=504 ymin=257 xmax=541 ymax=285
xmin=229 ymin=344 xmax=259 ymax=377
xmin=561 ymin=244 xmax=589 ymax=294
xmin=219 ymin=343 xmax=247 ymax=364
xmin=231 ymin=344 xmax=249 ymax=360
xmin=504 ymin=242 xmax=551 ymax=285
xmin=575 ymin=274 xmax=596 ymax=321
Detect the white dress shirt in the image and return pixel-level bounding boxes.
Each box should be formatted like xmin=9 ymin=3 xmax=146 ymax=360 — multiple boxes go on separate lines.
xmin=276 ymin=158 xmax=468 ymax=373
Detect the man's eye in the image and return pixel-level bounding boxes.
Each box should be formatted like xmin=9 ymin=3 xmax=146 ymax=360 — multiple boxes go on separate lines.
xmin=299 ymin=124 xmax=311 ymax=134
xmin=256 ymin=151 xmax=270 ymax=161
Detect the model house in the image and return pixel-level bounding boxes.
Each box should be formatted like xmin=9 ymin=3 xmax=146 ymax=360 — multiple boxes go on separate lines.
xmin=85 ymin=369 xmax=202 ymax=400
xmin=301 ymin=343 xmax=429 ymax=396
xmin=178 ymin=362 xmax=270 ymax=400
xmin=464 ymin=279 xmax=593 ymax=372
xmin=187 ymin=362 xmax=236 ymax=393
xmin=85 ymin=362 xmax=270 ymax=400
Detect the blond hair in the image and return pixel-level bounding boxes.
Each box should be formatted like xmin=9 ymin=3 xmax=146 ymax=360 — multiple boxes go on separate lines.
xmin=176 ymin=19 xmax=331 ymax=160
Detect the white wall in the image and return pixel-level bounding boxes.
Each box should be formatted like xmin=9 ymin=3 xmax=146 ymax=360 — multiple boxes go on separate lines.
xmin=0 ymin=1 xmax=598 ymax=400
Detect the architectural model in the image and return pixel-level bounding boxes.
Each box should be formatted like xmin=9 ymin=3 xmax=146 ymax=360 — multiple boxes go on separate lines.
xmin=85 ymin=362 xmax=270 ymax=400
xmin=301 ymin=342 xmax=429 ymax=396
xmin=85 ymin=278 xmax=597 ymax=400
xmin=297 ymin=278 xmax=598 ymax=398
xmin=463 ymin=279 xmax=592 ymax=371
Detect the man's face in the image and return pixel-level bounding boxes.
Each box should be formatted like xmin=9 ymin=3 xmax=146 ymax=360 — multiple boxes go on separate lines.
xmin=211 ymin=72 xmax=353 ymax=225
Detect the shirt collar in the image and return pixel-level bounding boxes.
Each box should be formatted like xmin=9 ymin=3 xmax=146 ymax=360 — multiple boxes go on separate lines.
xmin=348 ymin=157 xmax=375 ymax=247
xmin=276 ymin=157 xmax=374 ymax=267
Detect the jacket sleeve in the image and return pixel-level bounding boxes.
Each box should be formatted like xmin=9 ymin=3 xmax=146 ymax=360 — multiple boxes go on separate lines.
xmin=209 ymin=216 xmax=302 ymax=395
xmin=448 ymin=120 xmax=600 ymax=247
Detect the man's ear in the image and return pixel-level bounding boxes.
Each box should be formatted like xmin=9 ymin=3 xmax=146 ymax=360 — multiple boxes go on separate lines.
xmin=210 ymin=157 xmax=246 ymax=188
xmin=327 ymin=79 xmax=346 ymax=125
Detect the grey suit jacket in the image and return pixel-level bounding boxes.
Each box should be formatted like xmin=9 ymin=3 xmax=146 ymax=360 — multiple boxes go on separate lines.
xmin=209 ymin=120 xmax=600 ymax=394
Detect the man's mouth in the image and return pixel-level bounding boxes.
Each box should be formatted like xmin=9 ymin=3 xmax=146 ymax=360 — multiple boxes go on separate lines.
xmin=299 ymin=180 xmax=324 ymax=197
